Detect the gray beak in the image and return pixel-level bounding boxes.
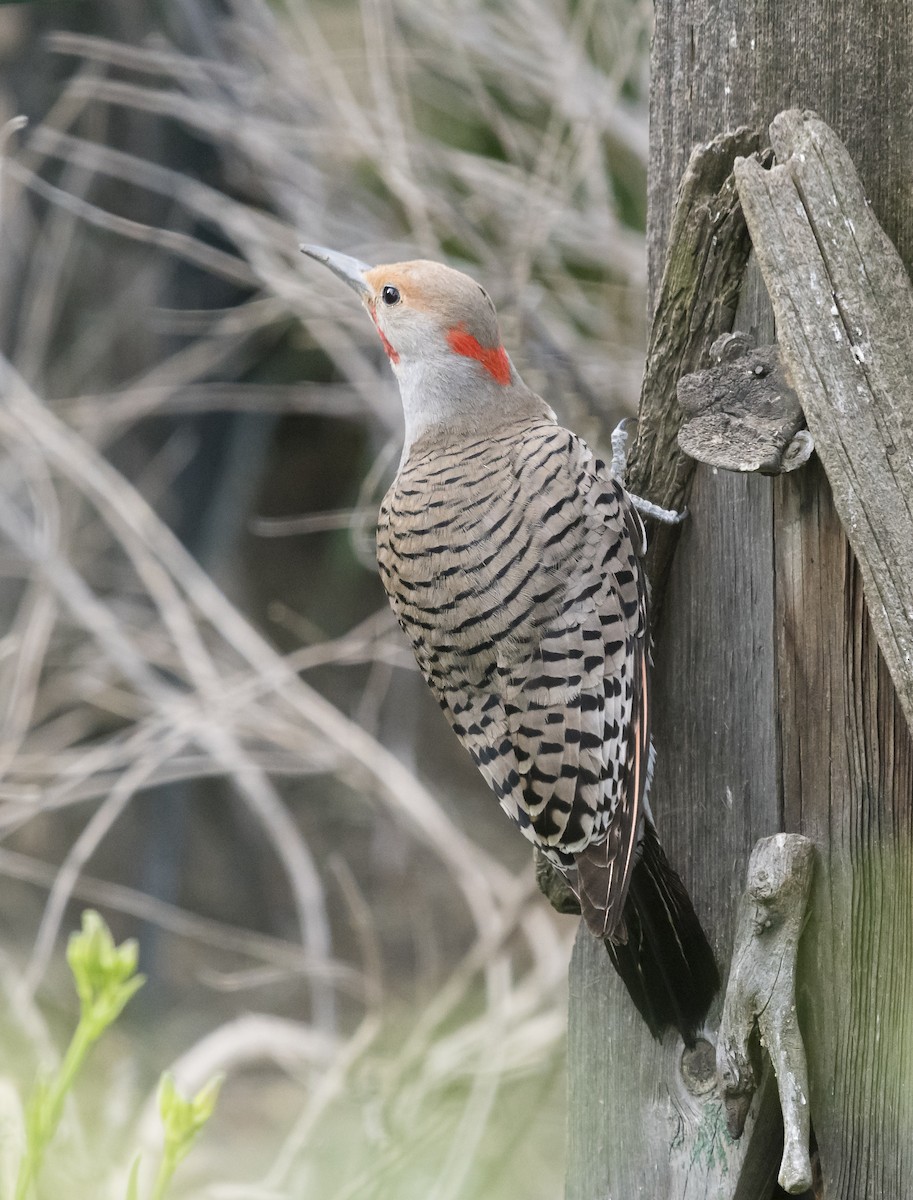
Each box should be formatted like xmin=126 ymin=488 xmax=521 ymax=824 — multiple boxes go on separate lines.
xmin=299 ymin=244 xmax=373 ymax=299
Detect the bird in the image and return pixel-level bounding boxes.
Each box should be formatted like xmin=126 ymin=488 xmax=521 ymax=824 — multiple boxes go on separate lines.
xmin=300 ymin=245 xmax=719 ymax=1042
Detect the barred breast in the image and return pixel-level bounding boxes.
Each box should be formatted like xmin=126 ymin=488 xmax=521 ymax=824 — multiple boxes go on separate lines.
xmin=375 ymin=415 xmax=650 ymax=937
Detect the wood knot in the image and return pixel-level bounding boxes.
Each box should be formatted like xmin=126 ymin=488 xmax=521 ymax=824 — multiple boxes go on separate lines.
xmin=680 ymin=1037 xmax=716 ymax=1096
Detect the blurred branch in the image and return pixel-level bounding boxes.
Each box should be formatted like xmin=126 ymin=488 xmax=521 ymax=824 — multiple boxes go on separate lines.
xmin=0 ymin=0 xmax=646 ymax=1189
xmin=7 ymin=159 xmax=259 ymax=287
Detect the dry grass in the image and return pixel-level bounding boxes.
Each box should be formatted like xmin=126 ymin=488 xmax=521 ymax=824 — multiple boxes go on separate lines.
xmin=0 ymin=0 xmax=649 ymax=1194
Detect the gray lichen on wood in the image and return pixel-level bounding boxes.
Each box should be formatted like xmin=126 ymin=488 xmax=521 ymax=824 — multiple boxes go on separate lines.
xmin=677 ymin=334 xmax=813 ymax=474
xmin=734 ymin=110 xmax=913 ymax=734
xmin=717 ymin=834 xmax=815 ymax=1195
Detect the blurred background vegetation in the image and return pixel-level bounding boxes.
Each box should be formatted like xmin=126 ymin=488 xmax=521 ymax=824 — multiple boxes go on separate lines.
xmin=0 ymin=0 xmax=650 ymax=1195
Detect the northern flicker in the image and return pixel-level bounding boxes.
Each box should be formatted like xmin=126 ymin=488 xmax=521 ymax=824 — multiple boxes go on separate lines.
xmin=300 ymin=245 xmax=719 ymax=1041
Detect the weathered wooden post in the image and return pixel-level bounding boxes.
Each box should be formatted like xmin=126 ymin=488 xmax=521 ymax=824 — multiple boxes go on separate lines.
xmin=565 ymin=1 xmax=913 ymax=1196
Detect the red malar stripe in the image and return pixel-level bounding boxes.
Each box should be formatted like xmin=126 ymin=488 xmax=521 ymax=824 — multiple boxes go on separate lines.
xmin=369 ymin=306 xmax=400 ymax=363
xmin=376 ymin=327 xmax=400 ymax=364
xmin=446 ymin=326 xmax=511 ymax=386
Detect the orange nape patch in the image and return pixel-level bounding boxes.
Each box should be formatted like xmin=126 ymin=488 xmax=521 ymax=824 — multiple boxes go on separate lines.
xmin=446 ymin=326 xmax=511 ymax=386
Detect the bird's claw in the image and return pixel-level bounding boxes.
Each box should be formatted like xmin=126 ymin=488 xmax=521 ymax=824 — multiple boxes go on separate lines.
xmin=610 ymin=417 xmax=636 ymax=481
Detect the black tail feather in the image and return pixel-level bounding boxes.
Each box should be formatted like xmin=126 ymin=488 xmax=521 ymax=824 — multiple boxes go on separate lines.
xmin=604 ymin=823 xmax=720 ymax=1044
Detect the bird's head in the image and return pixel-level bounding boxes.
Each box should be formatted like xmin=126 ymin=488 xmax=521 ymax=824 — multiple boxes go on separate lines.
xmin=300 ymin=246 xmax=540 ymax=449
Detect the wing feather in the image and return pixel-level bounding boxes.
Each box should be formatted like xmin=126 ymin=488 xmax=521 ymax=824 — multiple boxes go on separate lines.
xmin=379 ymin=420 xmax=650 ymax=939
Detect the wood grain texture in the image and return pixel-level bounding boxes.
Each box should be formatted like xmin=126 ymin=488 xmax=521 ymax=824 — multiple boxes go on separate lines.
xmin=735 ymin=112 xmax=913 ymax=732
xmin=738 ymin=110 xmax=913 ymax=1199
xmin=566 ymin=462 xmax=784 ymax=1199
xmin=775 ymin=457 xmax=913 ymax=1199
xmin=568 ymin=0 xmax=913 ymax=1194
xmin=647 ymin=0 xmax=913 ymax=306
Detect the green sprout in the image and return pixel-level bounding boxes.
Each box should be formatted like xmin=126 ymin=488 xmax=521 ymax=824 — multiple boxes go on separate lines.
xmin=148 ymin=1073 xmax=223 ymax=1200
xmin=14 ymin=911 xmax=145 ymax=1200
xmin=9 ymin=910 xmax=222 ymax=1200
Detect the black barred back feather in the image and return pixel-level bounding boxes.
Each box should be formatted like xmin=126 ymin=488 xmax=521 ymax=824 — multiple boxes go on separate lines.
xmin=376 ymin=414 xmax=718 ymax=1041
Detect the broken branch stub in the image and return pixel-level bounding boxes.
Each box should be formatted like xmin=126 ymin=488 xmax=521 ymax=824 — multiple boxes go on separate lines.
xmin=676 ymin=333 xmax=813 ymax=474
xmin=734 ymin=109 xmax=913 ymax=735
xmin=717 ymin=833 xmax=815 ymax=1195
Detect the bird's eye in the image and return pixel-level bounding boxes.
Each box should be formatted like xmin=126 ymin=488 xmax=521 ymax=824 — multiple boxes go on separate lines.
xmin=381 ymin=284 xmax=401 ymax=306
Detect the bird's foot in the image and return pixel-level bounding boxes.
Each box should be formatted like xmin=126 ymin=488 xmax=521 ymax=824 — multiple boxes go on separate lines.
xmin=628 ymin=494 xmax=688 ymax=524
xmin=534 ymin=851 xmax=581 ymax=915
xmin=611 ymin=418 xmax=687 ymax=524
